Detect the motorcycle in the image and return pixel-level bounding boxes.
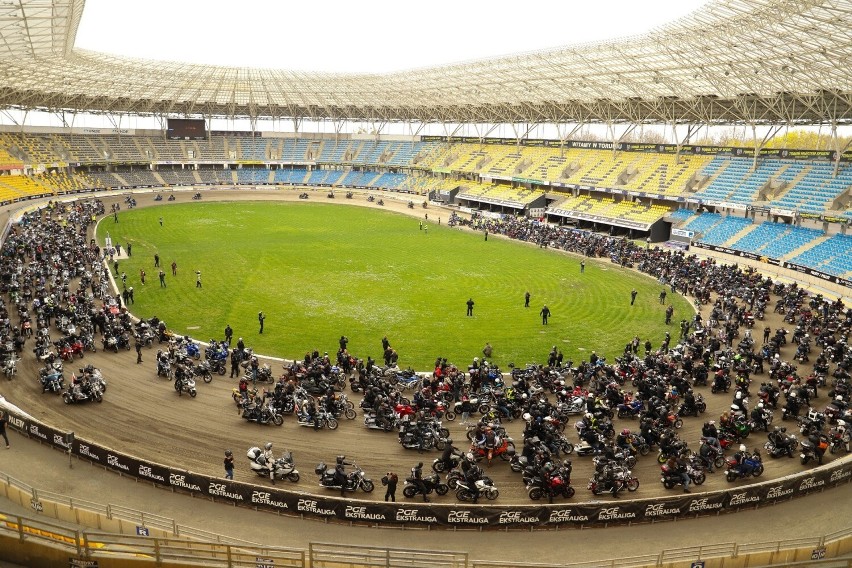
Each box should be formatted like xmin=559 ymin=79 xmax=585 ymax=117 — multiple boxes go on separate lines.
xmin=315 ymin=462 xmax=374 ymax=493
xmin=3 ymin=356 xmax=18 ymax=379
xmin=470 ymin=437 xmax=515 ymax=462
xmin=800 ymin=437 xmax=828 ymax=465
xmin=587 ymin=468 xmax=640 ymax=495
xmin=62 ymin=382 xmax=104 ymax=404
xmin=242 ymin=403 xmax=283 ymax=426
xmin=174 ymin=376 xmax=197 ymax=397
xmin=660 ymin=463 xmax=706 ymax=489
xmin=764 ymin=435 xmax=799 ymax=458
xmin=296 ymin=409 xmax=338 ymax=430
xmin=364 ymin=412 xmax=397 ymax=432
xmin=725 ymin=450 xmax=764 ymax=481
xmin=191 ymin=360 xmax=214 ymax=383
xmin=678 ymin=394 xmax=707 ymax=417
xmin=247 ymin=448 xmax=300 ymax=483
xmin=455 ymin=478 xmax=498 ymax=501
xmin=39 ymin=366 xmax=64 ymax=394
xmin=403 ymin=473 xmax=449 ymax=498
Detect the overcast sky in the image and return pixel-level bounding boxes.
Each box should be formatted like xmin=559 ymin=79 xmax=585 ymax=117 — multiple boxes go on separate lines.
xmin=75 ymin=0 xmax=709 ymax=73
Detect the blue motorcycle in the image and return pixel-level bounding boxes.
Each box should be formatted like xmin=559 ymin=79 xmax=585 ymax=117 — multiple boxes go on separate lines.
xmin=40 ymin=368 xmax=65 ymax=394
xmin=725 ymin=450 xmax=764 ymax=482
xmin=180 ymin=338 xmax=201 ymax=360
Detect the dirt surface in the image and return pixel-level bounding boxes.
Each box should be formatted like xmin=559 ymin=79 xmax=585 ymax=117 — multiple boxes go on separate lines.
xmin=0 ymin=186 xmax=846 ymax=506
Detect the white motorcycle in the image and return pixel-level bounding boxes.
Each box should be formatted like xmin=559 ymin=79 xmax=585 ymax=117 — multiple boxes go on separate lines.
xmin=174 ymin=375 xmax=197 ymax=397
xmin=455 ymin=477 xmax=499 ymax=501
xmin=3 ymin=356 xmax=18 ymax=380
xmin=247 ymin=448 xmax=300 ymax=483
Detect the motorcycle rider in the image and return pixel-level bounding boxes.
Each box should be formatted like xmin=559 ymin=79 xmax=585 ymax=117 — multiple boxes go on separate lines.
xmin=702 ymin=420 xmax=719 ymax=439
xmin=751 ymin=402 xmax=770 ymax=432
xmin=681 ymin=388 xmax=697 ymax=415
xmin=437 ymin=439 xmax=461 ymax=471
xmin=769 ymin=426 xmax=794 ymax=458
xmin=410 ymin=462 xmax=430 ymax=502
xmin=463 ymin=460 xmax=483 ymax=504
xmin=665 ymin=453 xmax=691 ymax=492
xmin=732 ymin=444 xmax=753 ymax=476
xmin=258 ymin=442 xmax=276 ymax=483
xmin=698 ymin=438 xmax=718 ymax=473
xmin=334 ymin=455 xmax=351 ymax=496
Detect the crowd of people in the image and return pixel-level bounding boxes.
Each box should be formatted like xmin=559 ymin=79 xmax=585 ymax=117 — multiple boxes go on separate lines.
xmin=1 ymin=197 xmax=850 ymax=507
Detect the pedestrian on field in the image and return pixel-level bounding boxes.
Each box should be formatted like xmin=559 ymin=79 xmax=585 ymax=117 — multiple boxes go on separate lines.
xmin=665 ymin=305 xmax=674 ymax=325
xmin=0 ymin=410 xmax=9 ymax=448
xmin=159 ymin=270 xmax=166 ymax=287
xmin=383 ymin=471 xmax=398 ymax=502
xmin=524 ymin=291 xmax=530 ymax=308
xmin=196 ymin=271 xmax=202 ymax=288
xmin=631 ymin=289 xmax=638 ymax=305
xmin=540 ymin=305 xmax=551 ymax=325
xmin=140 ymin=269 xmax=146 ymax=285
xmin=224 ymin=450 xmax=235 ymax=480
xmin=126 ymin=243 xmax=132 ymax=257
xmin=659 ymin=289 xmax=667 ymax=304
xmin=154 ymin=253 xmax=160 ymax=267
xmin=224 ymin=325 xmax=233 ymax=345
xmin=159 ymin=216 xmax=163 ymax=227
xmin=258 ymin=311 xmax=266 ymax=333
xmin=171 ymin=261 xmax=177 ymax=276
xmin=484 ymin=230 xmax=488 ymax=241
xmin=466 ymin=298 xmax=475 ymax=316
xmin=580 ymin=260 xmax=585 ymax=273
xmin=113 ymin=260 xmax=119 ymax=275
xmin=128 ymin=287 xmax=134 ymax=304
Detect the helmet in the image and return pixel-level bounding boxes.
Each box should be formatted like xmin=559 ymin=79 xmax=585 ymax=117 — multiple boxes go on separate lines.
xmin=264 ymin=442 xmax=273 ymax=451
xmin=757 ymin=402 xmax=764 ymax=409
xmin=837 ymin=395 xmax=844 ymax=402
xmin=473 ymin=357 xmax=479 ymax=362
xmin=446 ymin=438 xmax=452 ymax=444
xmin=417 ymin=462 xmax=423 ymax=468
xmin=709 ymin=420 xmax=715 ymax=425
xmin=739 ymin=444 xmax=747 ymax=452
xmin=838 ymin=420 xmax=847 ymax=427
xmin=523 ymin=413 xmax=532 ymax=421
xmin=336 ymin=455 xmax=346 ymax=464
xmin=621 ymin=429 xmax=630 ymax=436
xmin=585 ymin=413 xmax=593 ymax=421
xmin=225 ymin=450 xmax=232 ymax=456
xmin=780 ymin=427 xmax=787 ymax=433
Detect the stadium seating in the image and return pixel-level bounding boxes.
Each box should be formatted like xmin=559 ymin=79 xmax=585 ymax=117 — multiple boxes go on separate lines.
xmin=773 ymin=162 xmax=852 ymax=214
xmin=695 ymin=215 xmax=753 ymax=245
xmin=694 ymin=158 xmax=785 ymax=204
xmin=621 ymin=154 xmax=711 ymax=197
xmin=729 ymin=221 xmax=823 ymax=258
xmin=682 ymin=212 xmax=723 ymax=234
xmin=791 ymin=233 xmax=852 ymax=276
xmin=36 ymin=171 xmax=104 ymax=192
xmin=669 ymin=208 xmax=696 ymax=223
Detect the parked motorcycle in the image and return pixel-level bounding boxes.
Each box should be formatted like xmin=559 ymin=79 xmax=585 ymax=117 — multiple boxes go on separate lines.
xmin=242 ymin=403 xmax=283 ymax=426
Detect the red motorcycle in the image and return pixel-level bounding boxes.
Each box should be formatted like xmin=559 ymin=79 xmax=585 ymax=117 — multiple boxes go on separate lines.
xmin=470 ymin=436 xmax=515 ymax=463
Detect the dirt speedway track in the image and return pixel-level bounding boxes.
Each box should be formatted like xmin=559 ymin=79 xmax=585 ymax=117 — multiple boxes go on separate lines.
xmin=0 ymin=188 xmax=845 ymax=508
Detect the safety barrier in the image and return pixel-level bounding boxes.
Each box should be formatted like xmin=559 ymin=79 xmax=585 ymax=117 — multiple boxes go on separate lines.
xmin=2 ymin=507 xmax=850 ymax=568
xmin=2 ymin=401 xmax=851 ymax=530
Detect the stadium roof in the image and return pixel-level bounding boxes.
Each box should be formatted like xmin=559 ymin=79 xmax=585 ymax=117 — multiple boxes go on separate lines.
xmin=0 ymin=0 xmax=851 ymax=125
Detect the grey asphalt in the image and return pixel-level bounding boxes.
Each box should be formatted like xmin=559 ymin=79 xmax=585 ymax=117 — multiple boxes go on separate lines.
xmin=0 ymin=428 xmax=848 ymax=566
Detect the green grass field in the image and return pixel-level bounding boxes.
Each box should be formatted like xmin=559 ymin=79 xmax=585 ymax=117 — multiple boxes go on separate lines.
xmin=97 ymin=201 xmax=691 ymax=369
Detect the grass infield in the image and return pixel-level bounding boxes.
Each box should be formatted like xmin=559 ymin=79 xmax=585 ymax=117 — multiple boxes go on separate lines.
xmin=97 ymin=201 xmax=691 ymax=369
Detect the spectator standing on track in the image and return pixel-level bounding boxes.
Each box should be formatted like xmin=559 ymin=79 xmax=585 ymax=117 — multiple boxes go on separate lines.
xmin=135 ymin=337 xmax=143 ymax=364
xmin=383 ymin=471 xmax=398 ymax=502
xmin=230 ymin=348 xmax=242 ymax=379
xmin=224 ymin=450 xmax=234 ymax=480
xmin=0 ymin=410 xmax=9 ymax=448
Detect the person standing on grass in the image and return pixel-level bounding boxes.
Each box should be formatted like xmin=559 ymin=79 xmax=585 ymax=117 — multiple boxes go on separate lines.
xmin=171 ymin=261 xmax=177 ymax=276
xmin=140 ymin=269 xmax=146 ymax=285
xmin=159 ymin=269 xmax=166 ymax=287
xmin=524 ymin=291 xmax=530 ymax=308
xmin=631 ymin=289 xmax=638 ymax=305
xmin=581 ymin=260 xmax=585 ymax=273
xmin=154 ymin=253 xmax=160 ymax=268
xmin=466 ymin=298 xmax=475 ymax=317
xmin=540 ymin=304 xmax=551 ymax=325
xmin=196 ymin=271 xmax=202 ymax=288
xmin=258 ymin=311 xmax=266 ymax=334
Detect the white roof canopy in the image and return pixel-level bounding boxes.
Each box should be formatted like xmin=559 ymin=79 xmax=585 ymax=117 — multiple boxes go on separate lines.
xmin=0 ymin=0 xmax=850 ymax=124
